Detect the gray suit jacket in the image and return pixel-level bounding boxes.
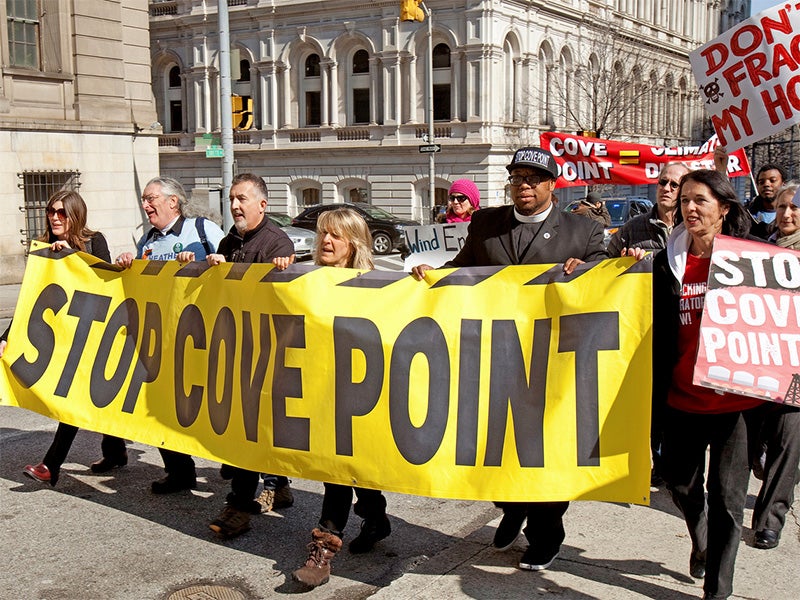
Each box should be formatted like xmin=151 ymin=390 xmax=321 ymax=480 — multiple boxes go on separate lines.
xmin=446 ymin=204 xmax=608 ymax=267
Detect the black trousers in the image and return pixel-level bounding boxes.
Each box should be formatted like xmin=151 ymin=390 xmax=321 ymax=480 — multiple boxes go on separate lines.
xmin=662 ymin=407 xmax=754 ymax=600
xmin=319 ymin=483 xmax=387 ymax=538
xmin=42 ymin=422 xmax=125 ymax=475
xmin=496 ymin=501 xmax=569 ymax=554
xmin=751 ymin=403 xmax=800 ymax=533
xmin=158 ymin=449 xmax=195 ymax=479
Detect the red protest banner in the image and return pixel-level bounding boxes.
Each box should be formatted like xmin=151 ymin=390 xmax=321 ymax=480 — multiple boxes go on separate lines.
xmin=693 ymin=235 xmax=800 ymax=406
xmin=539 ymin=132 xmax=751 ymax=188
xmin=689 ymin=4 xmax=800 ymax=150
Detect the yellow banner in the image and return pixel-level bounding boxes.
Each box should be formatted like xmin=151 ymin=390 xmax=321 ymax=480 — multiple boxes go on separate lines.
xmin=0 ymin=242 xmax=652 ymax=504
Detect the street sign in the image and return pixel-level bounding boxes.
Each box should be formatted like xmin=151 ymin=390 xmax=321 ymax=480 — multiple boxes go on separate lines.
xmin=206 ymin=146 xmax=224 ymax=158
xmin=418 ymin=144 xmax=441 ymax=153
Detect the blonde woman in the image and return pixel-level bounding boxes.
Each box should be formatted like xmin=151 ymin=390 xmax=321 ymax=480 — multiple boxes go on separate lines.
xmin=273 ymin=208 xmax=388 ymax=588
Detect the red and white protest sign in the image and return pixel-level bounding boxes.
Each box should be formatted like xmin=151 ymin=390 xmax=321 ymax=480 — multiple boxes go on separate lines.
xmin=539 ymin=131 xmax=750 ymax=188
xmin=694 ymin=235 xmax=800 ymax=406
xmin=690 ymin=3 xmax=800 ymax=150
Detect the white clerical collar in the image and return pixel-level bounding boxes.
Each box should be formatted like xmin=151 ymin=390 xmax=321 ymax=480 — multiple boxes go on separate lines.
xmin=515 ymin=202 xmax=553 ymax=223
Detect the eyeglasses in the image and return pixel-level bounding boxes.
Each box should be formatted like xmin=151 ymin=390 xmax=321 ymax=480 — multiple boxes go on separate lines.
xmin=46 ymin=207 xmax=68 ymax=219
xmin=508 ymin=175 xmax=549 ymax=186
xmin=141 ymin=194 xmax=162 ymax=204
xmin=657 ymin=178 xmax=680 ymax=190
xmin=448 ymin=195 xmax=469 ymax=203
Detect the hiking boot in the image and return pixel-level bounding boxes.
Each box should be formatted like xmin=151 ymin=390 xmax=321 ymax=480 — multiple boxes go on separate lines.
xmin=292 ymin=528 xmax=343 ymax=588
xmin=349 ymin=516 xmax=391 ymax=553
xmin=209 ymin=506 xmax=251 ymax=539
xmin=273 ymin=482 xmax=294 ymax=509
xmin=256 ymin=488 xmax=275 ymax=513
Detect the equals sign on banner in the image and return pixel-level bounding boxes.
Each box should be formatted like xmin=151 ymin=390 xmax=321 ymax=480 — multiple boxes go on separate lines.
xmin=619 ymin=150 xmax=640 ymax=165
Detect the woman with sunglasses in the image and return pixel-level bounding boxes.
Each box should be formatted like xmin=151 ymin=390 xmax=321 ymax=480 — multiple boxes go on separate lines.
xmin=273 ymin=207 xmax=392 ymax=589
xmin=445 ymin=179 xmax=480 ymax=223
xmin=0 ymin=190 xmax=127 ymax=486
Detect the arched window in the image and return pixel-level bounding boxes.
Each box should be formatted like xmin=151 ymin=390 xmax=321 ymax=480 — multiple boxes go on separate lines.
xmin=353 ymin=49 xmax=369 ymax=74
xmin=538 ymin=44 xmax=553 ymax=126
xmin=305 ymin=54 xmax=320 ymax=77
xmin=432 ymin=43 xmax=451 ymax=121
xmin=432 ymin=44 xmax=450 ymax=69
xmin=303 ymin=53 xmax=322 ymax=126
xmin=238 ymin=59 xmax=251 ymax=82
xmin=164 ymin=63 xmax=183 ymax=133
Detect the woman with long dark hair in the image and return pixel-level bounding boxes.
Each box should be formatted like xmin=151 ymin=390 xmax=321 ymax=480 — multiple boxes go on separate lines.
xmin=653 ymin=169 xmax=762 ymax=600
xmin=0 ymin=190 xmax=127 ymax=486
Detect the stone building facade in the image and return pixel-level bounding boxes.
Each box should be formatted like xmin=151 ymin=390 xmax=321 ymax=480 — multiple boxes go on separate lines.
xmin=150 ymin=0 xmax=750 ymax=222
xmin=1 ymin=1 xmax=159 ymax=283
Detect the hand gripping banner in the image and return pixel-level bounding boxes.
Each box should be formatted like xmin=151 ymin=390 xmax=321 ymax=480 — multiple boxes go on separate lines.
xmin=0 ymin=243 xmax=653 ymax=504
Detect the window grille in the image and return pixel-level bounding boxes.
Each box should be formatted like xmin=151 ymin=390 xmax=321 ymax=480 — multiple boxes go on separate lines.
xmin=18 ymin=170 xmax=81 ymax=248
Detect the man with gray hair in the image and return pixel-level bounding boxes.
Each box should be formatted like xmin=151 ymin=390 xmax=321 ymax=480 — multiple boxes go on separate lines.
xmin=116 ymin=176 xmax=225 ymax=493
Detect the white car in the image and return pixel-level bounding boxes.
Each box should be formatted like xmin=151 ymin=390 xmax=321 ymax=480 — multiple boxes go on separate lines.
xmin=267 ymin=213 xmax=316 ymax=261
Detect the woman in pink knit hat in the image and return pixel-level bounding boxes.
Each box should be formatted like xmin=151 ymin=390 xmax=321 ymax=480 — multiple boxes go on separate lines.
xmin=445 ymin=179 xmax=481 ymax=223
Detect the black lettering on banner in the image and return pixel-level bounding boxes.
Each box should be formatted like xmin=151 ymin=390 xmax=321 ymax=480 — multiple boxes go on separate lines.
xmin=455 ymin=319 xmax=481 ymax=466
xmin=484 ymin=319 xmax=551 ymax=468
xmin=207 ymin=307 xmax=236 ymax=435
xmin=90 ymin=298 xmax=139 ymax=408
xmin=55 ymin=291 xmax=112 ymax=397
xmin=389 ymin=317 xmax=450 ymax=465
xmin=558 ymin=312 xmax=620 ymax=467
xmin=174 ymin=304 xmax=206 ymax=427
xmin=333 ymin=316 xmax=384 ymax=456
xmin=240 ymin=312 xmax=271 ymax=442
xmin=11 ymin=283 xmax=68 ymax=388
xmin=272 ymin=315 xmax=309 ymax=451
xmin=121 ymin=302 xmax=162 ymax=413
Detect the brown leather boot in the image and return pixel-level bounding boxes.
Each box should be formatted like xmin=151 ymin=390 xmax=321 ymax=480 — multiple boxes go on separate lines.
xmin=292 ymin=528 xmax=343 ymax=588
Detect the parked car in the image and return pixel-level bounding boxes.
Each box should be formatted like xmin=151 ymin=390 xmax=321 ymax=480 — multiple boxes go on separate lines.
xmin=267 ymin=212 xmax=316 ymax=260
xmin=291 ymin=202 xmax=419 ymax=255
xmin=563 ymin=196 xmax=653 ymax=247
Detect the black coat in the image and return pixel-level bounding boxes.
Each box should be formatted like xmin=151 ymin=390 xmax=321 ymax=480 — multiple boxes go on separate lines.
xmin=446 ymin=204 xmax=607 ymax=267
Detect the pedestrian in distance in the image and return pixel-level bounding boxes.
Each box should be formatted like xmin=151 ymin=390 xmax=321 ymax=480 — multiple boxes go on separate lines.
xmin=571 ymin=191 xmax=611 ymax=227
xmin=652 ymin=169 xmax=763 ymax=600
xmin=115 ymin=176 xmax=225 ymax=495
xmin=1 ymin=190 xmax=128 ymax=486
xmin=273 ymin=207 xmax=392 ymax=589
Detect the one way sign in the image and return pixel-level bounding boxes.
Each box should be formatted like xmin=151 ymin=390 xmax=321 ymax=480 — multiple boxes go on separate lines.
xmin=418 ymin=144 xmax=442 ymax=153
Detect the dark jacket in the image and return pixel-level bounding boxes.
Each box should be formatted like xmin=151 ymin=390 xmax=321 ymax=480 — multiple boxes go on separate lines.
xmin=217 ymin=215 xmax=294 ymax=264
xmin=607 ymin=204 xmax=671 ymax=257
xmin=446 ymin=204 xmax=607 ymax=267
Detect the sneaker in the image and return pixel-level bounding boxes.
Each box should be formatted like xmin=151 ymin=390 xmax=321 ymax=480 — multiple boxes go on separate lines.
xmin=209 ymin=506 xmax=251 ymax=539
xmin=349 ymin=516 xmax=391 ymax=553
xmin=24 ymin=462 xmax=56 ymax=486
xmin=519 ymin=545 xmax=559 ymax=571
xmin=292 ymin=528 xmax=343 ymax=588
xmin=493 ymin=509 xmax=526 ymax=551
xmin=151 ymin=475 xmax=196 ymax=494
xmin=255 ymin=488 xmax=275 ymax=513
xmin=273 ymin=483 xmax=294 ymax=509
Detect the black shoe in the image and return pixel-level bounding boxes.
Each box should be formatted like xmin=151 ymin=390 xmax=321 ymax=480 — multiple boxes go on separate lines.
xmin=493 ymin=509 xmax=526 ymax=551
xmin=689 ymin=547 xmax=706 ymax=579
xmin=754 ymin=528 xmax=779 ymax=549
xmin=90 ymin=452 xmax=128 ymax=474
xmin=519 ymin=545 xmax=559 ymax=571
xmin=151 ymin=475 xmax=197 ymax=494
xmin=348 ymin=516 xmax=391 ymax=553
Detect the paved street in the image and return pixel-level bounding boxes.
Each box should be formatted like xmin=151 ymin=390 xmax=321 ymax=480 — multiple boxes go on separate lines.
xmin=0 ymin=263 xmax=798 ymax=600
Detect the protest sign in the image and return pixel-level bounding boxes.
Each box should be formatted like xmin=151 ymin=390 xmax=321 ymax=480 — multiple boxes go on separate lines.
xmin=403 ymin=222 xmax=468 ymax=270
xmin=539 ymin=132 xmax=750 ymax=188
xmin=694 ymin=235 xmax=800 ymax=406
xmin=1 ymin=242 xmax=653 ymax=503
xmin=690 ymin=3 xmax=800 ymax=149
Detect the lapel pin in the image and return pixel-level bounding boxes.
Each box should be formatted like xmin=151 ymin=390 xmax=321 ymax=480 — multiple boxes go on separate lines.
xmin=543 ymin=232 xmax=551 ymax=239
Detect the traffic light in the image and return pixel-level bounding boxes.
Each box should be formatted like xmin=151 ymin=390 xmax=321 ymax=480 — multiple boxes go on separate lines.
xmin=401 ymin=0 xmax=424 ymax=22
